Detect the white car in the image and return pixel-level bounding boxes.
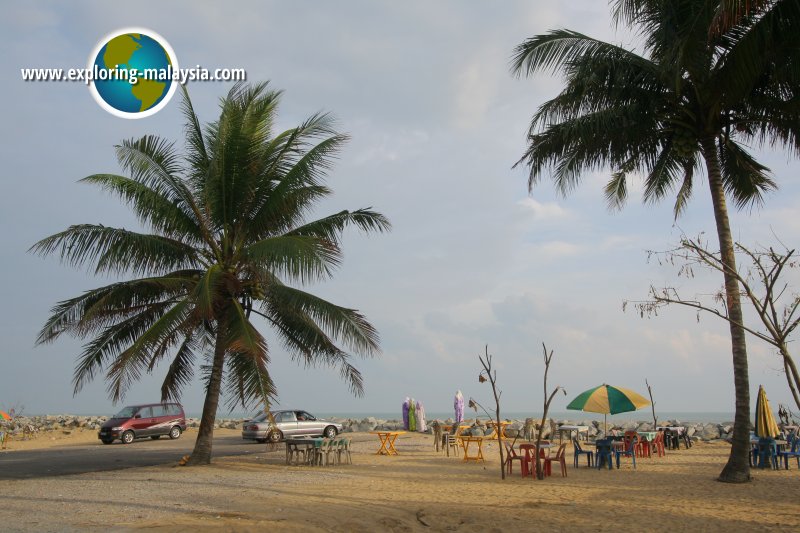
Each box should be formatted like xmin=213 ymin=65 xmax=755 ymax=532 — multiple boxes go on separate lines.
xmin=241 ymin=410 xmax=342 ymax=443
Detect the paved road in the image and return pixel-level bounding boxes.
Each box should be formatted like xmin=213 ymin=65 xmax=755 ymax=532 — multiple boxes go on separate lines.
xmin=0 ymin=434 xmax=267 ymax=479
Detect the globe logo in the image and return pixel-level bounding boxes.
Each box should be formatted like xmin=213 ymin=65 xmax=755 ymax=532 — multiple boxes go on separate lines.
xmin=87 ymin=28 xmax=178 ymax=119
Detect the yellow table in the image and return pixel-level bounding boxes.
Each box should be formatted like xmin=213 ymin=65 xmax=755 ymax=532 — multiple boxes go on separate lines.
xmin=485 ymin=421 xmax=511 ymax=440
xmin=371 ymin=431 xmax=406 ymax=455
xmin=460 ymin=436 xmax=486 ymax=462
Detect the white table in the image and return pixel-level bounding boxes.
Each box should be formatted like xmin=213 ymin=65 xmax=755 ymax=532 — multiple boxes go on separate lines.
xmin=557 ymin=425 xmax=590 ymax=443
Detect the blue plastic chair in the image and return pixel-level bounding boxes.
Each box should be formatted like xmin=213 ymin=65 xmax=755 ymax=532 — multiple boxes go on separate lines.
xmin=756 ymin=437 xmax=779 ymax=469
xmin=594 ymin=439 xmax=613 ymax=470
xmin=778 ymin=433 xmax=799 ymax=470
xmin=573 ymin=438 xmax=594 ymax=468
xmin=615 ymin=435 xmax=638 ymax=469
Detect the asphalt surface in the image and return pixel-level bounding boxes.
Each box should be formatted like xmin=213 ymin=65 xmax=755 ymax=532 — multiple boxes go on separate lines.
xmin=0 ymin=433 xmax=266 ymax=479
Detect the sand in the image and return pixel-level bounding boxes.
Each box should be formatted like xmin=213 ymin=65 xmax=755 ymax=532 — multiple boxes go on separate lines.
xmin=1 ymin=429 xmax=798 ymax=532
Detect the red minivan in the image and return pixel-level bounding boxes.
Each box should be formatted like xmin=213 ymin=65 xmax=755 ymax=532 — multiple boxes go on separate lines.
xmin=98 ymin=403 xmax=186 ymax=444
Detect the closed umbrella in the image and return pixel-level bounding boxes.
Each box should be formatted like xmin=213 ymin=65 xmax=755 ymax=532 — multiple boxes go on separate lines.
xmin=454 ymin=390 xmax=464 ymax=425
xmin=754 ymin=385 xmax=780 ymax=439
xmin=402 ymin=397 xmax=410 ymax=430
xmin=567 ymin=383 xmax=650 ymax=435
xmin=408 ymin=398 xmax=417 ymax=431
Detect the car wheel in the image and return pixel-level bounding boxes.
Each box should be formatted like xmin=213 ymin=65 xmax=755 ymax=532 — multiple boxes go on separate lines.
xmin=324 ymin=426 xmax=338 ymax=439
xmin=121 ymin=431 xmax=135 ymax=444
xmin=150 ymin=435 xmax=161 ymax=440
xmin=268 ymin=430 xmax=283 ymax=443
xmin=101 ymin=438 xmax=114 ymax=445
xmin=169 ymin=426 xmax=182 ymax=440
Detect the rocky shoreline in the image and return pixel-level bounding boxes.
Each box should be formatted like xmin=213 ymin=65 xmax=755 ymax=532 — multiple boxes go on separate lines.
xmin=1 ymin=413 xmax=747 ymax=442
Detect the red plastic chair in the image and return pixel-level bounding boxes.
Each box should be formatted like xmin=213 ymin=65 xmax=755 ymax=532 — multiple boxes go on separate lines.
xmin=544 ymin=443 xmax=568 ymax=477
xmin=651 ymin=431 xmax=666 ymax=457
xmin=504 ymin=442 xmax=525 ymax=476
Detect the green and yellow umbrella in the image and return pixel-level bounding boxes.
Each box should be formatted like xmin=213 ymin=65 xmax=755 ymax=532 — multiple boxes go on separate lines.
xmin=754 ymin=385 xmax=780 ymax=439
xmin=566 ymin=384 xmax=650 ymax=435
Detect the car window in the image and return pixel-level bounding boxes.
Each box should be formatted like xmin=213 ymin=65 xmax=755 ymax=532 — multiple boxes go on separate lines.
xmin=278 ymin=412 xmax=297 ymax=422
xmin=151 ymin=405 xmax=166 ymax=417
xmin=296 ymin=411 xmax=315 ymax=421
xmin=167 ymin=404 xmax=183 ymax=416
xmin=113 ymin=406 xmax=138 ymax=418
xmin=137 ymin=407 xmax=153 ymax=418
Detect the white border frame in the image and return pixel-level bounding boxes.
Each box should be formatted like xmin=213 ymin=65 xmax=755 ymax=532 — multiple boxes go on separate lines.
xmin=87 ymin=27 xmax=179 ymax=119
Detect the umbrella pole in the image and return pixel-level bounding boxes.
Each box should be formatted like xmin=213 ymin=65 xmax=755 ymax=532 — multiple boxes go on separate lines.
xmin=604 ymin=414 xmax=607 ymax=436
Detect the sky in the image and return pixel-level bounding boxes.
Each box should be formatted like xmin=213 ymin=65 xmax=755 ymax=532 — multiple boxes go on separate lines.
xmin=2 ymin=1 xmax=799 ymax=419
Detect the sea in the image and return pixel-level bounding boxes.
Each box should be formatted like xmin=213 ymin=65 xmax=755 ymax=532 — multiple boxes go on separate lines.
xmin=194 ymin=410 xmax=737 ymax=424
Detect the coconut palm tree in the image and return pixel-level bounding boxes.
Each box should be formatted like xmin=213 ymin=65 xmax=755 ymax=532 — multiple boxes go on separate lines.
xmin=511 ymin=0 xmax=799 ymax=482
xmin=31 ymin=82 xmax=390 ymax=465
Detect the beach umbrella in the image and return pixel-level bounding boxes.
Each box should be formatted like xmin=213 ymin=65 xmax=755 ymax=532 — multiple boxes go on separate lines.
xmin=0 ymin=411 xmax=11 ymax=421
xmin=402 ymin=397 xmax=410 ymax=430
xmin=454 ymin=390 xmax=464 ymax=425
xmin=566 ymin=384 xmax=650 ymax=435
xmin=754 ymin=385 xmax=780 ymax=439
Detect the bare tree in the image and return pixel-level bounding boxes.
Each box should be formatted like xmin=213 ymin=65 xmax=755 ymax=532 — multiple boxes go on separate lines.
xmin=534 ymin=343 xmax=565 ymax=480
xmin=646 ymin=379 xmax=657 ymax=429
xmin=627 ymin=235 xmax=800 ymax=410
xmin=473 ymin=345 xmax=506 ymax=479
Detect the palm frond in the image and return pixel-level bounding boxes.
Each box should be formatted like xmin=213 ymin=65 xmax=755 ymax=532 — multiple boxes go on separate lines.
xmin=719 ymin=138 xmax=776 ymax=209
xmin=265 ymin=285 xmax=380 ymax=356
xmin=29 ymin=224 xmax=199 ymax=276
xmin=80 ymin=174 xmax=202 ymax=242
xmin=287 ymin=209 xmax=392 ymax=244
xmin=225 ymin=300 xmax=267 ymax=357
xmin=105 ymin=300 xmax=193 ymax=402
xmin=159 ymin=334 xmax=200 ymax=402
xmin=223 ymin=350 xmax=276 ymax=410
xmin=244 ymin=235 xmax=341 ymax=284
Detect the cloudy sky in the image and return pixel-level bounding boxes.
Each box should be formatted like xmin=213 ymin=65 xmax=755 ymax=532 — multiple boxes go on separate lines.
xmin=2 ymin=1 xmax=799 ymax=419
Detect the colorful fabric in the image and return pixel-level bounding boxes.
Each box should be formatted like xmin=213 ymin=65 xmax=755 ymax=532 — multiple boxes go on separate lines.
xmin=416 ymin=400 xmax=426 ymax=432
xmin=408 ymin=399 xmax=417 ymax=431
xmin=454 ymin=390 xmax=464 ymax=424
xmin=402 ymin=397 xmax=410 ymax=430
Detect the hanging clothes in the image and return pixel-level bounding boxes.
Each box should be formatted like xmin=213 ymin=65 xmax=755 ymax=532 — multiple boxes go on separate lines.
xmin=416 ymin=400 xmax=427 ymax=432
xmin=454 ymin=390 xmax=464 ymax=424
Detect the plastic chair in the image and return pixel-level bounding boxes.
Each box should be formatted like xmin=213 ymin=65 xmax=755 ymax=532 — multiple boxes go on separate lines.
xmin=651 ymin=431 xmax=665 ymax=457
xmin=573 ymin=438 xmax=594 ymax=468
xmin=595 ymin=439 xmax=614 ymax=470
xmin=778 ymin=433 xmax=799 ymax=469
xmin=615 ymin=435 xmax=638 ymax=469
xmin=337 ymin=438 xmax=352 ymax=465
xmin=310 ymin=439 xmax=327 ymax=466
xmin=323 ymin=438 xmax=339 ymax=466
xmin=756 ymin=438 xmax=779 ymax=469
xmin=504 ymin=442 xmax=525 ymax=476
xmin=544 ymin=443 xmax=568 ymax=477
xmin=637 ymin=436 xmax=652 ymax=458
xmin=445 ymin=433 xmax=461 ymax=457
xmin=663 ymin=429 xmax=679 ymax=450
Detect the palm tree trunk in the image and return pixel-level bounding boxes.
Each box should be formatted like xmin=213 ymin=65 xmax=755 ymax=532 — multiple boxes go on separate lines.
xmin=700 ymin=136 xmax=751 ymax=483
xmin=186 ymin=318 xmax=228 ymax=465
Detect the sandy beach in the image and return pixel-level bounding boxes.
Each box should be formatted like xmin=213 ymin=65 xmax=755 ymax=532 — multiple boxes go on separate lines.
xmin=1 ymin=429 xmax=799 ymax=532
